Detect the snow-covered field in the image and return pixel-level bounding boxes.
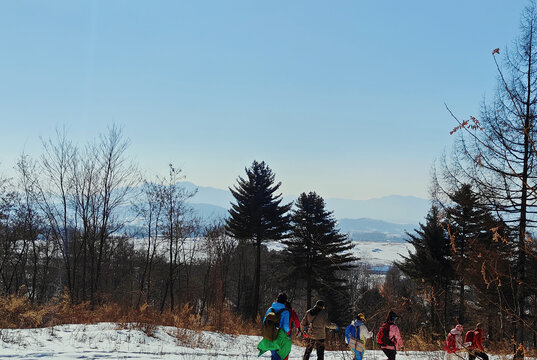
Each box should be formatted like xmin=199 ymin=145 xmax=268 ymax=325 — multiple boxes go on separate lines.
xmin=130 ymin=235 xmax=413 ymax=275
xmin=0 ymin=323 xmax=524 ymax=360
xmin=349 ymin=241 xmax=412 ymax=270
xmin=268 ymin=240 xmax=413 ymax=272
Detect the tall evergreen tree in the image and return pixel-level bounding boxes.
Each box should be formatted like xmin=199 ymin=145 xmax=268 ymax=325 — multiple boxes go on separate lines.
xmin=226 ymin=161 xmax=291 ymax=319
xmin=445 ymin=184 xmax=515 ymax=341
xmin=444 ymin=184 xmax=497 ymax=324
xmin=284 ymin=192 xmax=356 ymax=318
xmin=397 ymin=206 xmax=453 ymax=332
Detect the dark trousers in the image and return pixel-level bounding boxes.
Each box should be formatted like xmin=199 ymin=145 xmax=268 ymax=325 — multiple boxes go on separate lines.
xmin=381 ymin=348 xmax=397 ymax=360
xmin=469 ymin=350 xmax=489 ymax=360
xmin=270 ymin=351 xmax=289 ymax=360
xmin=303 ymin=338 xmax=325 ymax=360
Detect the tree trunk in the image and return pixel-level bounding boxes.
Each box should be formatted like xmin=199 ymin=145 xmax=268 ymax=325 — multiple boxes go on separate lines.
xmin=306 ymin=243 xmax=312 ymax=309
xmin=253 ymin=236 xmax=261 ymax=320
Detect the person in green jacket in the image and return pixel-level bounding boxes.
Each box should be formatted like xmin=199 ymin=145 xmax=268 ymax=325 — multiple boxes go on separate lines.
xmin=257 ymin=293 xmax=292 ymax=360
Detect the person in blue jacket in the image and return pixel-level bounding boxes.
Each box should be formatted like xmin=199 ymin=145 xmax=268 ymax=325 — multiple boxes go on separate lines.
xmin=261 ymin=292 xmax=290 ymax=360
xmin=345 ymin=313 xmax=373 ymax=360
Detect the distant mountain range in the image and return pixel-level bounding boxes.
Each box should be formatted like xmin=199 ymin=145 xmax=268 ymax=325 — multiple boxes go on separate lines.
xmin=181 ymin=181 xmax=234 ymax=210
xmin=324 ymin=195 xmax=429 ymax=224
xmin=181 ymin=181 xmax=427 ymax=243
xmin=183 ymin=181 xmax=429 ymax=224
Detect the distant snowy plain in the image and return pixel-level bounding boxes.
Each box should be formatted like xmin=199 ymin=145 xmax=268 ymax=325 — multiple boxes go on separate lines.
xmin=0 ymin=323 xmax=525 ymax=360
xmin=131 ymin=237 xmax=413 ymax=273
xmin=267 ymin=240 xmax=413 ymax=272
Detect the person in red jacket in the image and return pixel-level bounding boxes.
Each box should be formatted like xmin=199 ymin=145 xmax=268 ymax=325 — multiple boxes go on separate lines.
xmin=378 ymin=311 xmax=403 ymax=360
xmin=465 ymin=323 xmax=489 ymax=360
xmin=285 ymin=301 xmax=301 ymax=337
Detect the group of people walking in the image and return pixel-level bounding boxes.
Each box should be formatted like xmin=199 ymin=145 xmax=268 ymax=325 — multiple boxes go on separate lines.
xmin=444 ymin=323 xmax=489 ymax=360
xmin=257 ymin=292 xmax=491 ymax=360
xmin=344 ymin=310 xmax=403 ymax=360
xmin=257 ymin=292 xmax=404 ymax=360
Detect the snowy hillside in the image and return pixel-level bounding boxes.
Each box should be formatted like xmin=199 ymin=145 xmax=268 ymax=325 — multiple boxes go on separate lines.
xmin=0 ymin=323 xmax=521 ymax=359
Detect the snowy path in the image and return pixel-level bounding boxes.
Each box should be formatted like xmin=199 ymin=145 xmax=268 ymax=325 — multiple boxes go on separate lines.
xmin=0 ymin=323 xmax=525 ymax=360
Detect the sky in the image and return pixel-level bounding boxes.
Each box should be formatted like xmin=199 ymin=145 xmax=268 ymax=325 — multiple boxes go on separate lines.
xmin=0 ymin=1 xmax=528 ymax=200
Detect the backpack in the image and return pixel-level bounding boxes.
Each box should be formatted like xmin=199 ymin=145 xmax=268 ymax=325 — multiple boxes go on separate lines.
xmin=377 ymin=322 xmax=394 ymax=347
xmin=464 ymin=330 xmax=474 ymax=345
xmin=262 ymin=307 xmax=286 ymax=341
xmin=444 ymin=332 xmax=457 ymax=353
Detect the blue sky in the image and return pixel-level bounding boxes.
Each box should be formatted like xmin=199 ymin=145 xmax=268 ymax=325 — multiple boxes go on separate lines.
xmin=0 ymin=1 xmax=526 ymax=200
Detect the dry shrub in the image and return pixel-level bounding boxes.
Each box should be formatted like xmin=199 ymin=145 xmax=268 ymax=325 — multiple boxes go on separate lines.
xmin=404 ymin=329 xmax=442 ymax=351
xmin=118 ymin=322 xmax=158 ymax=337
xmin=48 ymin=293 xmax=93 ymax=325
xmin=172 ymin=303 xmax=202 ymax=330
xmin=487 ymin=339 xmax=514 ymax=355
xmin=173 ymin=327 xmax=213 ymax=349
xmin=0 ymin=294 xmax=50 ymax=328
xmin=0 ymin=293 xmax=259 ymax=339
xmin=486 ymin=340 xmax=537 ymax=358
xmin=201 ymin=305 xmax=259 ymax=335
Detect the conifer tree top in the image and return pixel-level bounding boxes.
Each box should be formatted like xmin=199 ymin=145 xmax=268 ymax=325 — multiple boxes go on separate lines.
xmin=226 ymin=160 xmax=291 ymax=242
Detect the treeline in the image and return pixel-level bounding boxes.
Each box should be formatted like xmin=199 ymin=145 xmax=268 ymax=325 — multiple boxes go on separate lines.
xmin=0 ymin=129 xmax=363 ymax=327
xmin=0 ymin=125 xmax=483 ymax=346
xmin=0 ymin=135 xmax=417 ymax=346
xmin=3 ymin=124 xmax=537 ymax=352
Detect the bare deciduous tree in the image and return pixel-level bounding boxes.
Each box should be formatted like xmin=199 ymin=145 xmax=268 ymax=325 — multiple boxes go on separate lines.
xmin=439 ymin=2 xmax=537 ymax=346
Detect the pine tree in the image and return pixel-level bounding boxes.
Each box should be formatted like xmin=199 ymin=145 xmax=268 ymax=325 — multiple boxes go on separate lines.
xmin=226 ymin=161 xmax=291 ymax=319
xmin=397 ymin=206 xmax=453 ymax=332
xmin=445 ymin=184 xmax=514 ymax=339
xmin=445 ymin=184 xmax=497 ymax=324
xmin=284 ymin=191 xmax=356 ymax=318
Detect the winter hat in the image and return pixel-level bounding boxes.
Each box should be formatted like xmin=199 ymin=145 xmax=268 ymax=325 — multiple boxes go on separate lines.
xmin=356 ymin=313 xmax=366 ymax=322
xmin=315 ymin=300 xmax=325 ymax=308
xmin=277 ymin=293 xmax=288 ymax=304
xmin=387 ymin=310 xmax=399 ymax=322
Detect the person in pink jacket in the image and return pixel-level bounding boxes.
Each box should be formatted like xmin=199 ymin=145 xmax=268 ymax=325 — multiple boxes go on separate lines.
xmin=378 ymin=311 xmax=403 ymax=360
xmin=444 ymin=324 xmax=464 ymax=360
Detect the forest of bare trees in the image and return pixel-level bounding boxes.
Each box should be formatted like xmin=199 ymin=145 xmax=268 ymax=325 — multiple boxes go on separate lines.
xmin=0 ymin=129 xmax=358 ymax=325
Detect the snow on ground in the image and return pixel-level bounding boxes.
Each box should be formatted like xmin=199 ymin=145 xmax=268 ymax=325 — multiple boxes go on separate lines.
xmin=349 ymin=241 xmax=412 ymax=270
xmin=0 ymin=323 xmax=526 ymax=360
